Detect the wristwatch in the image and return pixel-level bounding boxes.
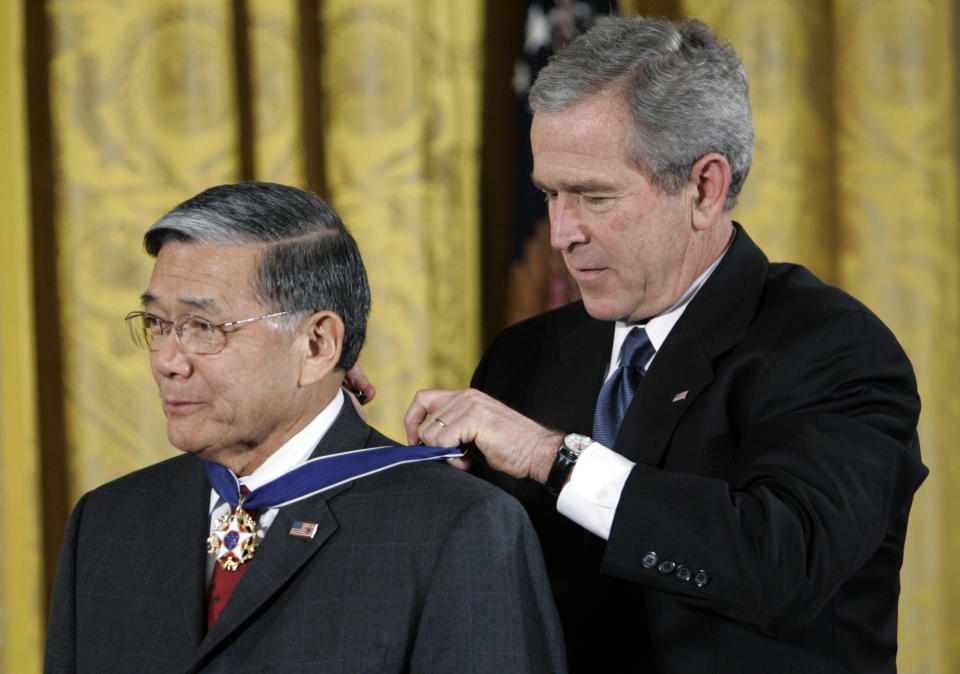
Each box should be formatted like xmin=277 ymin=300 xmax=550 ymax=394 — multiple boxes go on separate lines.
xmin=545 ymin=433 xmax=593 ymax=495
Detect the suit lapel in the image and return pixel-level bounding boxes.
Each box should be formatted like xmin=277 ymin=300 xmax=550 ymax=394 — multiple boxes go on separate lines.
xmin=614 ymin=319 xmax=715 ymax=466
xmin=158 ymin=460 xmax=212 ymax=648
xmin=185 ymin=401 xmax=377 ymax=670
xmin=615 ymin=225 xmax=769 ymax=467
xmin=191 ymin=493 xmax=341 ymax=666
xmin=538 ymin=307 xmax=613 ymax=434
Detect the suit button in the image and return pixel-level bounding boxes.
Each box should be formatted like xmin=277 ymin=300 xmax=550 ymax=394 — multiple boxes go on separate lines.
xmin=658 ymin=560 xmax=676 ymax=574
xmin=641 ymin=552 xmax=658 ymax=568
xmin=676 ymin=565 xmax=692 ymax=581
xmin=694 ymin=570 xmax=710 ymax=587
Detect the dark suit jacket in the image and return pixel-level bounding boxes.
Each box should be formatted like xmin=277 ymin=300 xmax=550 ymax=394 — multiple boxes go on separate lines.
xmin=472 ymin=225 xmax=927 ymax=673
xmin=45 ymin=403 xmax=567 ymax=673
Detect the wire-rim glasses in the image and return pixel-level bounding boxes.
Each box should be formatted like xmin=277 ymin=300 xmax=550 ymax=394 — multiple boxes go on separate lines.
xmin=124 ymin=310 xmax=295 ymax=355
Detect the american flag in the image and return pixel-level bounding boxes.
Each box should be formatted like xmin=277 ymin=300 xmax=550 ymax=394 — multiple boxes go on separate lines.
xmin=289 ymin=521 xmax=319 ymax=539
xmin=672 ymin=391 xmax=689 ymax=403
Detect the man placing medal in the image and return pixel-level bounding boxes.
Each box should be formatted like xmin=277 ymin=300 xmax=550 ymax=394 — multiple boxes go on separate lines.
xmin=44 ymin=182 xmax=566 ymax=673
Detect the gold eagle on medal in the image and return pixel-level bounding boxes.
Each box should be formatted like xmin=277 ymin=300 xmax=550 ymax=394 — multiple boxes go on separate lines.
xmin=207 ymin=503 xmax=259 ymax=571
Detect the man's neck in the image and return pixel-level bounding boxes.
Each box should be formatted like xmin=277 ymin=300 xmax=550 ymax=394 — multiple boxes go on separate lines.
xmin=236 ymin=390 xmax=346 ymax=487
xmin=213 ymin=381 xmax=344 ymax=477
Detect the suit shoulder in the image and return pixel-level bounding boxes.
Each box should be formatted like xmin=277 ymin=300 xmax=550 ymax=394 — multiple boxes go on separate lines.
xmin=78 ymin=454 xmax=200 ymax=511
xmin=492 ymin=301 xmax=592 ymax=343
xmin=761 ymin=262 xmax=902 ymax=341
xmin=755 ymin=263 xmax=916 ymax=388
xmin=360 ymin=459 xmax=526 ymax=511
xmin=363 ymin=425 xmax=398 ymax=449
xmin=92 ymin=453 xmax=199 ymax=490
xmin=766 ymin=262 xmax=871 ymax=315
xmin=473 ymin=301 xmax=596 ymax=383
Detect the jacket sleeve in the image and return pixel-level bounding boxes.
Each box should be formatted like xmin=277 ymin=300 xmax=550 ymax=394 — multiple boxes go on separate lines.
xmin=44 ymin=494 xmax=87 ymax=673
xmin=409 ymin=489 xmax=568 ymax=673
xmin=602 ymin=306 xmax=926 ymax=633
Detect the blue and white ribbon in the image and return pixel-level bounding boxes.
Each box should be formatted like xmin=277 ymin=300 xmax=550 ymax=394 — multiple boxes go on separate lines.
xmin=205 ymin=444 xmax=465 ymax=509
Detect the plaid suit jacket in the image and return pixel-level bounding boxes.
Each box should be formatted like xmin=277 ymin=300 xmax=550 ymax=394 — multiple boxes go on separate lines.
xmin=45 ymin=403 xmax=566 ymax=673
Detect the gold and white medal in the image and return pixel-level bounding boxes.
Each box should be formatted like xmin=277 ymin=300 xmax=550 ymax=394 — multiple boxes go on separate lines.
xmin=206 ymin=497 xmax=259 ymax=571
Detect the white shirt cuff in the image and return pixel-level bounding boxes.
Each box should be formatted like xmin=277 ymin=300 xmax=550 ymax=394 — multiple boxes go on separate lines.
xmin=556 ymin=442 xmax=635 ymax=540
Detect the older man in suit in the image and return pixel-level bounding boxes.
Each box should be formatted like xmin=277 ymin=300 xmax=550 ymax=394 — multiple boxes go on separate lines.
xmin=45 ymin=181 xmax=566 ymax=673
xmin=404 ymin=16 xmax=927 ymax=673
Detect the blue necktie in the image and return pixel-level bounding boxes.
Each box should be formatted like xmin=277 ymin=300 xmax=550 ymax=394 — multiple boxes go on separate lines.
xmin=593 ymin=327 xmax=655 ymax=448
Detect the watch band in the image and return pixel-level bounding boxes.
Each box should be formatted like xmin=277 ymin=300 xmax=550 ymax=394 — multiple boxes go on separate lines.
xmin=545 ymin=434 xmax=592 ymax=495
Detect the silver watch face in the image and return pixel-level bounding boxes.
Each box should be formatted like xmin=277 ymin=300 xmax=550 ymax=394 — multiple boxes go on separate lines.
xmin=563 ymin=433 xmax=593 ymax=456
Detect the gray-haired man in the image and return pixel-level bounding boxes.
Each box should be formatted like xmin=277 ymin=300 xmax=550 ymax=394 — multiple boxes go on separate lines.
xmin=46 ymin=182 xmax=566 ymax=673
xmin=404 ymin=16 xmax=926 ymax=673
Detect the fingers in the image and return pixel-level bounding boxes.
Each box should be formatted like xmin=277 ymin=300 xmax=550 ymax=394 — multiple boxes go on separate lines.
xmin=404 ymin=396 xmax=428 ymax=444
xmin=404 ymin=389 xmax=460 ymax=445
xmin=403 ymin=388 xmax=557 ymax=481
xmin=344 ymin=364 xmax=376 ymax=404
xmin=446 ymin=455 xmax=473 ymax=472
xmin=344 ymin=388 xmax=368 ymax=421
xmin=412 ymin=390 xmax=503 ymax=463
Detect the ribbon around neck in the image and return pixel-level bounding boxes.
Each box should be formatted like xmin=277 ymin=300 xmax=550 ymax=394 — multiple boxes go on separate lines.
xmin=204 ymin=444 xmax=466 ymax=510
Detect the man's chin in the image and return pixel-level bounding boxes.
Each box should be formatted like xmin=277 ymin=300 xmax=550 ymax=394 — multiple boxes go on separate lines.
xmin=581 ymin=296 xmax=629 ymax=323
xmin=170 ymin=442 xmax=214 ymax=459
xmin=166 ymin=427 xmax=214 ymax=459
xmin=581 ymin=293 xmax=656 ymax=324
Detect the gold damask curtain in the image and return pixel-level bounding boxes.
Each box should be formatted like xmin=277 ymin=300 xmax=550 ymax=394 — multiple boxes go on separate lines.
xmin=1 ymin=3 xmax=44 ymax=671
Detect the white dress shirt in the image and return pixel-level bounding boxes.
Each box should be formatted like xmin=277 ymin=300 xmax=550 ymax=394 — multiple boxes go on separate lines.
xmin=557 ymin=250 xmax=729 ymax=539
xmin=205 ymin=390 xmax=345 ymax=585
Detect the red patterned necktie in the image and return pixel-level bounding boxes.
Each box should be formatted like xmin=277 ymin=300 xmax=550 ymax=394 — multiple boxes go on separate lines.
xmin=207 ymin=487 xmax=258 ymax=629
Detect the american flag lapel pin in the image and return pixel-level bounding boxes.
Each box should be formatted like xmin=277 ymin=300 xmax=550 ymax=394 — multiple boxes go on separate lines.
xmin=289 ymin=521 xmax=319 ymax=539
xmin=672 ymin=390 xmax=688 ymax=403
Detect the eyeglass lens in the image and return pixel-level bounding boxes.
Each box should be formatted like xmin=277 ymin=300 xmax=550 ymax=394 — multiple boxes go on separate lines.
xmin=128 ymin=314 xmax=222 ymax=354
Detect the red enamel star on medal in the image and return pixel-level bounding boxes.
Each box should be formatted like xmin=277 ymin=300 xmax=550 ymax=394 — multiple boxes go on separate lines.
xmin=207 ymin=506 xmax=259 ymax=571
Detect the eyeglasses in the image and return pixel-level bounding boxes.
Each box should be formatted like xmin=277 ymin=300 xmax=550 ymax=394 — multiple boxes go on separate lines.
xmin=124 ymin=310 xmax=295 ymax=355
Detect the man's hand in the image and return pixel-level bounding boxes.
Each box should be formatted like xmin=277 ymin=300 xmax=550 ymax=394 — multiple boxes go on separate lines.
xmin=404 ymin=388 xmax=563 ymax=484
xmin=343 ymin=364 xmax=376 ymax=420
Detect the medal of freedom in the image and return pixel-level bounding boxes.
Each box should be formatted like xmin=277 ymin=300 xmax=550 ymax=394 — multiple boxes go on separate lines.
xmin=207 ymin=498 xmax=259 ymax=571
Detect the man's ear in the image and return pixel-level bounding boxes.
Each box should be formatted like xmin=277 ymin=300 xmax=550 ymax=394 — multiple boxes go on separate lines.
xmin=688 ymin=153 xmax=731 ymax=230
xmin=298 ymin=310 xmax=344 ymax=387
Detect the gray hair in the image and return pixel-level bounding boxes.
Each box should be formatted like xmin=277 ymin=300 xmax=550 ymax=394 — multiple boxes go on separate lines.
xmin=144 ymin=181 xmax=370 ymax=371
xmin=529 ymin=16 xmax=754 ymax=210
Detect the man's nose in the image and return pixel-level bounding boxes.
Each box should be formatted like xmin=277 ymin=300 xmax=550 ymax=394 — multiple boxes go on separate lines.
xmin=549 ymin=194 xmax=586 ymax=251
xmin=151 ymin=330 xmax=193 ymax=378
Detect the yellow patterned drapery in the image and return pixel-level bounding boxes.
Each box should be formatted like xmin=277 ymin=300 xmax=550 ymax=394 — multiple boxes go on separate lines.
xmin=320 ymin=0 xmax=483 ymax=434
xmin=677 ymin=1 xmax=960 ymax=671
xmin=0 ymin=3 xmax=44 ymax=672
xmin=48 ymin=0 xmax=242 ymax=500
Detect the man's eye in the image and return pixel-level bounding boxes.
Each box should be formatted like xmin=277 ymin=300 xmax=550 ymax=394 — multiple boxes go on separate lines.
xmin=144 ymin=315 xmax=164 ymax=330
xmin=186 ymin=317 xmax=215 ymax=332
xmin=584 ymin=195 xmax=609 ymax=205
